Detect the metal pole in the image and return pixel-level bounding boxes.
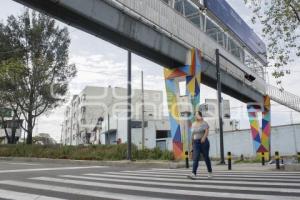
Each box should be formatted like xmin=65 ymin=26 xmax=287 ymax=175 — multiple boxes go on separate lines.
xmin=261 ymin=152 xmax=265 ymax=166
xmin=108 ymin=113 xmax=110 ymax=144
xmin=141 ymin=70 xmax=145 ymax=150
xmin=185 ymin=151 xmax=189 ymax=168
xmin=60 ymin=124 xmax=63 ymax=147
xmin=127 ymin=51 xmax=132 ymax=160
xmin=216 ymin=49 xmax=225 ymax=164
xmin=227 ymin=152 xmax=232 ymax=170
xmin=275 ymin=151 xmax=280 ymax=170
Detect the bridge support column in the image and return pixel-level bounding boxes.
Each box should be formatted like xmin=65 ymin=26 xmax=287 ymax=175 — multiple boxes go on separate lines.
xmin=247 ymin=96 xmax=271 ymax=160
xmin=164 ymin=49 xmax=202 ymax=160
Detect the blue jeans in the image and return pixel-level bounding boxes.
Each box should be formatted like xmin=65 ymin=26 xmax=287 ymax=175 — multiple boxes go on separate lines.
xmin=192 ymin=139 xmax=212 ymax=174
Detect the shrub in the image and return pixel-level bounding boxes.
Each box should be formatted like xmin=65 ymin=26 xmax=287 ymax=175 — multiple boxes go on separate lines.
xmin=0 ymin=144 xmax=174 ymax=161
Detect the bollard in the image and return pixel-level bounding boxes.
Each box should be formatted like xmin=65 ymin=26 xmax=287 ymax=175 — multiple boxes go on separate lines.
xmin=185 ymin=151 xmax=189 ymax=168
xmin=298 ymin=152 xmax=300 ymax=163
xmin=275 ymin=151 xmax=280 ymax=170
xmin=261 ymin=152 xmax=265 ymax=166
xmin=227 ymin=152 xmax=232 ymax=170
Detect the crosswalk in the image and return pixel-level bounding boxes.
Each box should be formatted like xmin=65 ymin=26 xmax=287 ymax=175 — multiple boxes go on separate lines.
xmin=0 ymin=168 xmax=300 ymax=199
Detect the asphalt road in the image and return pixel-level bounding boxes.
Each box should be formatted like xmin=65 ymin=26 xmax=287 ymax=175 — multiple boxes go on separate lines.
xmin=0 ymin=160 xmax=300 ymax=200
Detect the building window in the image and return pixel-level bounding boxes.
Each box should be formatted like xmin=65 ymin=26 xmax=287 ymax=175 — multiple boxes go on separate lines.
xmin=156 ymin=130 xmax=171 ymax=139
xmin=81 ymin=106 xmax=86 ymax=114
xmin=175 ymin=0 xmax=185 ymax=15
xmin=131 ymin=121 xmax=148 ymax=128
xmin=183 ymin=0 xmax=198 ymax=16
xmin=206 ymin=18 xmax=226 ymax=48
xmin=81 ymin=94 xmax=86 ymax=102
xmin=152 ymin=93 xmax=162 ymax=102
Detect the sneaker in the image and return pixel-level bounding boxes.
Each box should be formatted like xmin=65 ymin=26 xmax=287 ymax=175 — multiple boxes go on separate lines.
xmin=207 ymin=172 xmax=213 ymax=179
xmin=187 ymin=173 xmax=197 ymax=180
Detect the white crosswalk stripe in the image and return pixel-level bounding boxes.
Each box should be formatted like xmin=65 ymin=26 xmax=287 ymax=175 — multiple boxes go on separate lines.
xmin=26 ymin=176 xmax=300 ymax=200
xmin=120 ymin=170 xmax=300 ymax=179
xmin=60 ymin=174 xmax=300 ymax=193
xmin=140 ymin=168 xmax=300 ymax=174
xmin=0 ymin=188 xmax=66 ymax=200
xmin=0 ymin=168 xmax=300 ymax=200
xmin=86 ymin=172 xmax=300 ymax=186
xmin=0 ymin=166 xmax=107 ymax=174
xmin=101 ymin=171 xmax=300 ymax=183
xmin=0 ymin=180 xmax=173 ymax=200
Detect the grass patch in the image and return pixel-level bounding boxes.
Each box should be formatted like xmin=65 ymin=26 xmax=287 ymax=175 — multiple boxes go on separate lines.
xmin=234 ymin=158 xmax=261 ymax=164
xmin=0 ymin=144 xmax=174 ymax=161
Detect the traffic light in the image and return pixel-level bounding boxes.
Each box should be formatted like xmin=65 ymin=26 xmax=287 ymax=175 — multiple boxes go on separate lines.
xmin=244 ymin=74 xmax=256 ymax=82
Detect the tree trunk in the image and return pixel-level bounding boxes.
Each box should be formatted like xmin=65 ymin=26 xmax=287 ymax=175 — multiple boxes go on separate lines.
xmin=11 ymin=113 xmax=17 ymax=144
xmin=1 ymin=117 xmax=11 ymax=144
xmin=26 ymin=113 xmax=33 ymax=144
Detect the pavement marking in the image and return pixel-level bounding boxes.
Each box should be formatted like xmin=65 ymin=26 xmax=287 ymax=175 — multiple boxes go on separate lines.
xmin=121 ymin=170 xmax=300 ymax=179
xmin=29 ymin=177 xmax=300 ymax=200
xmin=86 ymin=173 xmax=300 ymax=187
xmin=60 ymin=174 xmax=300 ymax=194
xmin=0 ymin=188 xmax=66 ymax=200
xmin=108 ymin=171 xmax=300 ymax=182
xmin=3 ymin=162 xmax=41 ymax=166
xmin=126 ymin=168 xmax=300 ymax=175
xmin=143 ymin=168 xmax=300 ymax=174
xmin=0 ymin=180 xmax=175 ymax=200
xmin=0 ymin=166 xmax=106 ymax=173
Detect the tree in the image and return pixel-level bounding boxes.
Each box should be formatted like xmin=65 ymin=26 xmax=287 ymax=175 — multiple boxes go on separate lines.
xmin=244 ymin=0 xmax=300 ymax=83
xmin=33 ymin=133 xmax=57 ymax=145
xmin=0 ymin=10 xmax=76 ymax=144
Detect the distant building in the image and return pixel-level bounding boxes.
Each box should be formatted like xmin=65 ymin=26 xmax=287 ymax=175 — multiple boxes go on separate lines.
xmin=0 ymin=107 xmax=22 ymax=144
xmin=62 ymin=86 xmax=238 ymax=151
xmin=209 ymin=123 xmax=300 ymax=158
xmin=199 ymin=99 xmax=239 ymax=133
xmin=99 ymin=112 xmax=171 ymax=150
xmin=62 ymin=86 xmax=164 ymax=147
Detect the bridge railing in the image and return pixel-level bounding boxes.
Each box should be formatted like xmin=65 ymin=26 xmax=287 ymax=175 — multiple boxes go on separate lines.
xmin=108 ymin=0 xmax=266 ymax=95
xmin=267 ymin=84 xmax=300 ymax=112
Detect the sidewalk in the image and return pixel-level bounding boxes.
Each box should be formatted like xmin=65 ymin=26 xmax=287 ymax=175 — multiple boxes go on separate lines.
xmin=0 ymin=157 xmax=299 ymax=171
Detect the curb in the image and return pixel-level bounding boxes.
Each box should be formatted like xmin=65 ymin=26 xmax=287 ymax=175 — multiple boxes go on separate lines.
xmin=0 ymin=157 xmax=186 ymax=169
xmin=284 ymin=164 xmax=300 ymax=171
xmin=1 ymin=157 xmax=297 ymax=171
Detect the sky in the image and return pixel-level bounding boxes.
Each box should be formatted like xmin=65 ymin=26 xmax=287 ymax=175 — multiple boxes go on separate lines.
xmin=0 ymin=0 xmax=299 ymax=142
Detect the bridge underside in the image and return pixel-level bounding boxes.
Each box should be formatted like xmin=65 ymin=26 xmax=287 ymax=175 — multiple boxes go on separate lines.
xmin=14 ymin=0 xmax=264 ymax=103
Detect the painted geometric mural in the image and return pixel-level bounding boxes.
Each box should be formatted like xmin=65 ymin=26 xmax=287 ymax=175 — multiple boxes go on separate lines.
xmin=247 ymin=96 xmax=271 ymax=158
xmin=164 ymin=49 xmax=202 ymax=160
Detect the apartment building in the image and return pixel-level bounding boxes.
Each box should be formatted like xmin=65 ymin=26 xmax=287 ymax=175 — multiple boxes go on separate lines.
xmin=62 ymin=86 xmax=164 ymax=146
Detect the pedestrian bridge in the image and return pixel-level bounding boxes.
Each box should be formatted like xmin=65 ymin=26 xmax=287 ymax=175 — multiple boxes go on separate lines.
xmin=13 ymin=0 xmax=300 ymax=160
xmin=13 ymin=0 xmax=300 ymax=110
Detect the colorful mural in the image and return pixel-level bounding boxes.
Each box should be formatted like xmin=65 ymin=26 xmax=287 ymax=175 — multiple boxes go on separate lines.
xmin=164 ymin=49 xmax=202 ymax=160
xmin=247 ymin=96 xmax=271 ymax=159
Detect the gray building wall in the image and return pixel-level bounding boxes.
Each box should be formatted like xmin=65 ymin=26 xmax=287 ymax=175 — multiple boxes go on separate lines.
xmin=208 ymin=124 xmax=300 ymax=158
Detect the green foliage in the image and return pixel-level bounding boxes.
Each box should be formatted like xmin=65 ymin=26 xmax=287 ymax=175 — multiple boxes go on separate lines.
xmin=0 ymin=144 xmax=174 ymax=161
xmin=133 ymin=147 xmax=174 ymax=160
xmin=0 ymin=10 xmax=77 ymax=144
xmin=234 ymin=157 xmax=261 ymax=164
xmin=244 ymin=0 xmax=300 ymax=82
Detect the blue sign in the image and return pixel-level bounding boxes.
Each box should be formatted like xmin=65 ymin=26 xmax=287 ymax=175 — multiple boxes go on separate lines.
xmin=204 ymin=0 xmax=267 ymax=64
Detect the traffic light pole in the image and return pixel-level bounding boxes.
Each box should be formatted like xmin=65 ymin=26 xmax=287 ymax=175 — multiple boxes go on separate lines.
xmin=216 ymin=49 xmax=225 ymax=164
xmin=127 ymin=51 xmax=132 ymax=160
xmin=215 ymin=48 xmax=256 ymax=164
